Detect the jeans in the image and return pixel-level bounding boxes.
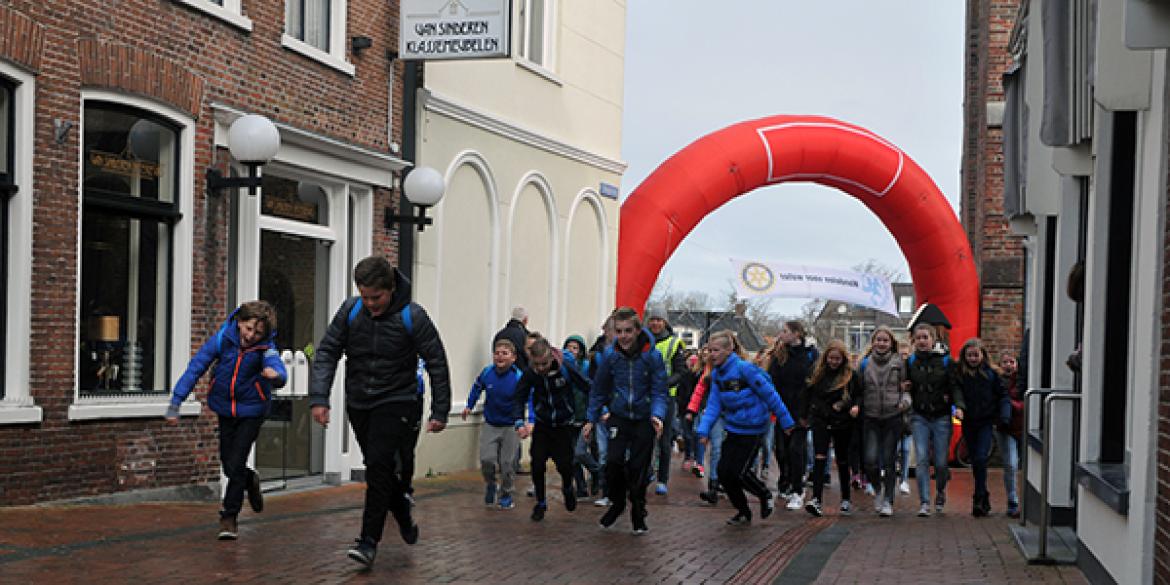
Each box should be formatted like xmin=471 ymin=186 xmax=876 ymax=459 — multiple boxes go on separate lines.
xmin=595 ymin=420 xmax=609 ymax=467
xmin=217 ymin=415 xmax=265 ymax=518
xmin=349 ymin=402 xmax=419 ymax=543
xmin=994 ymin=429 xmax=1019 ymax=505
xmin=696 ymin=417 xmax=725 ymax=481
xmin=718 ymin=432 xmax=772 ymax=517
xmin=758 ymin=419 xmax=775 ymax=470
xmin=899 ymin=435 xmax=912 ymax=484
xmin=773 ymin=423 xmax=807 ymax=494
xmin=811 ymin=423 xmax=853 ymax=502
xmin=911 ymin=413 xmax=952 ymax=504
xmin=653 ymin=400 xmax=676 ymax=484
xmin=963 ymin=421 xmax=995 ymax=499
xmin=863 ymin=416 xmax=902 ymax=503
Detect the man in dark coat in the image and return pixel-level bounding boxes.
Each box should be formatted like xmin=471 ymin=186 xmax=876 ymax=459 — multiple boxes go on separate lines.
xmin=494 ymin=306 xmax=530 ymax=371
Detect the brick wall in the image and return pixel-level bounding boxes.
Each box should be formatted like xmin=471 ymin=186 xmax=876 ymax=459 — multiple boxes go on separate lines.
xmin=0 ymin=0 xmax=404 ymax=504
xmin=961 ymin=0 xmax=1026 ymax=360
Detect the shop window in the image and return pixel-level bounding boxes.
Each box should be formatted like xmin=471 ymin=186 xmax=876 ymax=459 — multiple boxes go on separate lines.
xmin=79 ymin=102 xmax=181 ymax=398
xmin=261 ymin=175 xmax=329 ymax=226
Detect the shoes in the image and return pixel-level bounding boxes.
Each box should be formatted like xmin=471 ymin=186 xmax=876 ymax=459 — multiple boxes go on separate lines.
xmin=405 ymin=493 xmax=416 ymax=507
xmin=631 ymin=505 xmax=649 ymax=535
xmin=1007 ymin=502 xmax=1020 ymax=518
xmin=879 ymin=501 xmax=894 ymax=517
xmin=526 ymin=485 xmax=535 ymax=497
xmin=899 ymin=480 xmax=911 ymax=495
xmin=851 ymin=474 xmax=863 ymax=489
xmin=974 ymin=492 xmax=990 ymax=517
xmin=498 ymin=494 xmax=515 ymax=510
xmin=347 ymin=538 xmax=377 ymax=569
xmin=699 ymin=480 xmax=720 ymax=505
xmin=726 ymin=513 xmax=751 ymax=526
xmin=484 ymin=483 xmax=497 ymax=507
xmin=839 ymin=500 xmax=853 ymax=515
xmin=531 ymin=502 xmax=547 ymax=522
xmin=594 ymin=496 xmax=611 ymax=507
xmin=655 ymin=483 xmax=668 ymax=496
xmin=873 ymin=493 xmax=884 ymax=513
xmin=760 ymin=494 xmax=774 ymax=519
xmin=692 ymin=464 xmax=705 ymax=478
xmin=934 ymin=493 xmax=946 ymax=514
xmin=786 ymin=493 xmax=804 ymax=511
xmin=217 ymin=516 xmax=238 ymax=540
xmin=599 ymin=503 xmax=624 ymax=528
xmin=918 ymin=502 xmax=932 ymax=517
xmin=563 ymin=487 xmax=577 ymax=512
xmin=246 ymin=469 xmax=264 ymax=513
xmin=804 ymin=497 xmax=823 ymax=517
xmin=399 ymin=521 xmax=419 ymax=545
xmin=863 ymin=482 xmax=875 ymax=497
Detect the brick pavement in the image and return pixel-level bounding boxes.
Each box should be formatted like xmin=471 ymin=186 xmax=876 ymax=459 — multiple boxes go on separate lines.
xmin=0 ymin=459 xmax=1088 ymax=584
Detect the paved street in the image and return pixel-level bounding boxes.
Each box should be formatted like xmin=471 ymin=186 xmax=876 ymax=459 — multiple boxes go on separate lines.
xmin=0 ymin=459 xmax=1088 ymax=584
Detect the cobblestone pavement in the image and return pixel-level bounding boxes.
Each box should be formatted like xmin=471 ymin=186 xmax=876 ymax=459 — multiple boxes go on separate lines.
xmin=0 ymin=458 xmax=1088 ymax=584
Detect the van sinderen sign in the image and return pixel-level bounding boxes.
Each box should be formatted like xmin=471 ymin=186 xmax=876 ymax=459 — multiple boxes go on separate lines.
xmin=400 ymin=0 xmax=511 ymax=61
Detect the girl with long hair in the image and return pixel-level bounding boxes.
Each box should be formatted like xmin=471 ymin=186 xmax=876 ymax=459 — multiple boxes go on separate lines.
xmin=763 ymin=320 xmax=818 ymax=511
xmin=856 ymin=327 xmax=908 ymax=516
xmin=953 ymin=337 xmax=1010 ymax=517
xmin=801 ymin=339 xmax=861 ymax=517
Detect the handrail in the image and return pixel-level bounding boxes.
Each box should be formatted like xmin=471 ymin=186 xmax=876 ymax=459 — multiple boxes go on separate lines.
xmin=1037 ymin=392 xmax=1081 ymax=563
xmin=1019 ymin=388 xmax=1056 ymax=527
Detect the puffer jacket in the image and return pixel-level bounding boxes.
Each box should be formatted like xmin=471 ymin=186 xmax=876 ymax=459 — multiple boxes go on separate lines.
xmin=857 ymin=352 xmax=907 ymax=420
xmin=766 ymin=342 xmax=818 ymax=425
xmin=514 ymin=363 xmax=591 ymax=427
xmin=906 ymin=350 xmax=955 ymax=419
xmin=587 ymin=328 xmax=668 ymax=423
xmin=698 ymin=353 xmax=795 ymax=437
xmin=803 ymin=367 xmax=861 ymax=428
xmin=170 ymin=308 xmax=288 ymax=418
xmin=954 ymin=364 xmax=1010 ymax=426
xmin=309 ymin=269 xmax=452 ymax=421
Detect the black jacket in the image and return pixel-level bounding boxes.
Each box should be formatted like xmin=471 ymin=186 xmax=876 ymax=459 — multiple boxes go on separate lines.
xmin=802 ymin=368 xmax=860 ymax=428
xmin=494 ymin=319 xmax=530 ymax=371
xmin=675 ymin=367 xmax=699 ymax=415
xmin=954 ymin=365 xmax=1010 ymax=426
xmin=308 ymin=269 xmax=452 ymax=421
xmin=513 ymin=363 xmax=590 ymax=427
xmin=767 ymin=343 xmax=818 ymax=426
xmin=906 ymin=351 xmax=955 ymax=419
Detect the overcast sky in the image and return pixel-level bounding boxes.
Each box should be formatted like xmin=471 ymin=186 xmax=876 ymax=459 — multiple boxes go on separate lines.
xmin=620 ymin=0 xmax=966 ymax=315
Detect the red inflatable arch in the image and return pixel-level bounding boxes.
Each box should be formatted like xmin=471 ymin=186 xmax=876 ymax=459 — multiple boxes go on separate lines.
xmin=617 ymin=114 xmax=979 ymax=351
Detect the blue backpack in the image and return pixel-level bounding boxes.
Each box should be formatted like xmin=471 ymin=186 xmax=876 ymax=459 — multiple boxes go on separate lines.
xmin=347 ymin=298 xmax=413 ymax=334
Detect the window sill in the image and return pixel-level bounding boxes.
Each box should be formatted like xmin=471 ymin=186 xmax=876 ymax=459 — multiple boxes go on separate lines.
xmin=281 ymin=35 xmax=355 ymax=77
xmin=1075 ymin=462 xmax=1129 ymax=515
xmin=68 ymin=400 xmax=201 ymax=421
xmin=170 ymin=0 xmax=253 ymax=32
xmin=516 ymin=59 xmax=563 ymax=86
xmin=0 ymin=404 xmax=44 ymax=424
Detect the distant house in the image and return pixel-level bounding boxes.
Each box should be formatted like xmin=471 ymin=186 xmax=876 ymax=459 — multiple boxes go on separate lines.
xmin=666 ymin=303 xmax=768 ymax=352
xmin=812 ymin=283 xmax=917 ymax=355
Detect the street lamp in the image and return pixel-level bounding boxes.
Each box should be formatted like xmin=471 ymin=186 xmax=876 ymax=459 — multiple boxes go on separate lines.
xmin=206 ymin=114 xmax=281 ymax=197
xmin=385 ymin=166 xmax=445 ymax=232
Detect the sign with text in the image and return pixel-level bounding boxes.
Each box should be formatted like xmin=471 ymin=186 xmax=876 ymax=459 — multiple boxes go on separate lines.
xmin=400 ymin=0 xmax=510 ymax=60
xmin=731 ymin=258 xmax=899 ymax=316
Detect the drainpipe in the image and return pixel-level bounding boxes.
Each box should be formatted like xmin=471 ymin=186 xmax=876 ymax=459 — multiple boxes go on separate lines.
xmin=397 ymin=60 xmax=423 ymax=289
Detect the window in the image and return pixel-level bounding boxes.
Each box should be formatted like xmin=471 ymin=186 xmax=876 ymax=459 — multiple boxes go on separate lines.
xmin=898 ymin=295 xmax=912 ymax=314
xmin=79 ymin=103 xmax=181 ymax=398
xmin=519 ymin=0 xmax=554 ymax=68
xmin=170 ymin=0 xmax=253 ymax=31
xmin=283 ymin=0 xmax=353 ymax=75
xmin=0 ymin=79 xmax=14 ymax=402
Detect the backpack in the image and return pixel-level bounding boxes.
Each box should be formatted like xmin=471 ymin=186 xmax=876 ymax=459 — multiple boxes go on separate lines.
xmin=348 ymin=299 xmax=414 ymax=335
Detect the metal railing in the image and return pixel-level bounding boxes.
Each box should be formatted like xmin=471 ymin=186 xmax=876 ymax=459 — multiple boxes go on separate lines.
xmin=1018 ymin=389 xmax=1081 ymax=564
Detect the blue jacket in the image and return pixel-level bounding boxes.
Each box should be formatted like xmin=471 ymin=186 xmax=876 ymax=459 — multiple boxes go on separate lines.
xmin=466 ymin=364 xmax=525 ymax=427
xmin=587 ymin=329 xmax=668 ymax=423
xmin=954 ymin=364 xmax=1011 ymax=426
xmin=514 ymin=363 xmax=591 ymax=427
xmin=171 ymin=310 xmax=288 ymax=418
xmin=698 ymin=353 xmax=795 ymax=437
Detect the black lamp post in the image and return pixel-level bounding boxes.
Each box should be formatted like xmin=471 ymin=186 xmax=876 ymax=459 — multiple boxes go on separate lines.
xmin=207 ymin=114 xmax=281 ymax=197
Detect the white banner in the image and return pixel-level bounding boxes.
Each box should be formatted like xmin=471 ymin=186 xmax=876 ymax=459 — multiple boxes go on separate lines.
xmin=731 ymin=259 xmax=899 ymax=316
xmin=400 ymin=0 xmax=510 ymax=61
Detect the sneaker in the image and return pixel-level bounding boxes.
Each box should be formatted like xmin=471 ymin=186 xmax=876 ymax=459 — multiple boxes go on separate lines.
xmin=692 ymin=464 xmax=705 ymax=478
xmin=631 ymin=507 xmax=649 ymax=535
xmin=217 ymin=516 xmax=238 ymax=540
xmin=917 ymin=502 xmax=932 ymax=517
xmin=839 ymin=500 xmax=853 ymax=515
xmin=760 ymin=494 xmax=774 ymax=519
xmin=934 ymin=493 xmax=946 ymax=514
xmin=347 ymin=538 xmax=377 ymax=569
xmin=563 ymin=487 xmax=577 ymax=512
xmin=726 ymin=513 xmax=751 ymax=526
xmin=786 ymin=493 xmax=804 ymax=511
xmin=531 ymin=502 xmax=547 ymax=522
xmin=804 ymin=498 xmax=823 ymax=517
xmin=399 ymin=521 xmax=419 ymax=545
xmin=654 ymin=483 xmax=668 ymax=496
xmin=498 ymin=494 xmax=515 ymax=510
xmin=594 ymin=496 xmax=611 ymax=507
xmin=1007 ymin=502 xmax=1020 ymax=518
xmin=246 ymin=470 xmax=264 ymax=513
xmin=873 ymin=493 xmax=884 ymax=513
xmin=851 ymin=474 xmax=863 ymax=489
xmin=404 ymin=493 xmax=416 ymax=507
xmin=863 ymin=482 xmax=875 ymax=497
xmin=879 ymin=502 xmax=894 ymax=517
xmin=526 ymin=485 xmax=535 ymax=497
xmin=484 ymin=483 xmax=498 ymax=507
xmin=899 ymin=480 xmax=911 ymax=495
xmin=599 ymin=504 xmax=624 ymax=528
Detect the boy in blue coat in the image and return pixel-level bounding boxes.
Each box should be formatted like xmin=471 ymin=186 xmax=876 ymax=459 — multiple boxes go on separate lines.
xmin=166 ymin=300 xmax=287 ymax=540
xmin=462 ymin=339 xmax=525 ymax=510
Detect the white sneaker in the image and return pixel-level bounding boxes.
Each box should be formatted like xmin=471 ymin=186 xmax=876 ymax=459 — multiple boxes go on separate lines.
xmin=873 ymin=494 xmax=884 ymax=513
xmin=863 ymin=483 xmax=875 ymax=496
xmin=879 ymin=502 xmax=894 ymax=517
xmin=917 ymin=502 xmax=931 ymax=517
xmin=839 ymin=500 xmax=853 ymax=515
xmin=593 ymin=496 xmax=611 ymax=507
xmin=786 ymin=493 xmax=804 ymax=510
xmin=899 ymin=481 xmax=911 ymax=495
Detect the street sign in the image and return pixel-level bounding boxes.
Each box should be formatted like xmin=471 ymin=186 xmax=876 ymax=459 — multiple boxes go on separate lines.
xmin=599 ymin=182 xmax=619 ymax=199
xmin=400 ymin=0 xmax=511 ymax=61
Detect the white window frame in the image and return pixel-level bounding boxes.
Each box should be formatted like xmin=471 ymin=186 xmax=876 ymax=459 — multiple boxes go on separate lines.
xmin=170 ymin=0 xmax=253 ymax=32
xmin=282 ymin=0 xmax=355 ymax=76
xmin=0 ymin=63 xmax=38 ymax=424
xmin=69 ymin=91 xmax=197 ymax=421
xmin=516 ymin=0 xmax=558 ymax=79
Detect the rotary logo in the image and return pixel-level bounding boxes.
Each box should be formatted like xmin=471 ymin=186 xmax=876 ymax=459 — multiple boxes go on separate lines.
xmin=741 ymin=262 xmax=775 ymax=293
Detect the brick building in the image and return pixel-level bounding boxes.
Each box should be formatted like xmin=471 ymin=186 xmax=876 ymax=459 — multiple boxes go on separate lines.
xmin=960 ymin=0 xmax=1025 ymax=361
xmin=0 ymin=0 xmax=409 ymax=504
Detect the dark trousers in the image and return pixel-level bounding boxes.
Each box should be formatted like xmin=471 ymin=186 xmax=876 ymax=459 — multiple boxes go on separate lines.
xmin=718 ymin=432 xmax=772 ymax=517
xmin=863 ymin=416 xmax=903 ymax=503
xmin=217 ymin=415 xmax=265 ymax=518
xmin=605 ymin=417 xmax=655 ymax=516
xmin=349 ymin=402 xmax=420 ymax=544
xmin=396 ymin=398 xmax=424 ymax=494
xmin=963 ymin=421 xmax=995 ymax=498
xmin=653 ymin=400 xmax=676 ymax=483
xmin=811 ymin=424 xmax=854 ymax=502
xmin=773 ymin=423 xmax=807 ymax=493
xmin=530 ymin=424 xmax=576 ymax=503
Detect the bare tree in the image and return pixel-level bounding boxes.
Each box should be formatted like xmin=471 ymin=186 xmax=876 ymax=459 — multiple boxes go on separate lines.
xmin=852 ymin=258 xmax=906 ymax=282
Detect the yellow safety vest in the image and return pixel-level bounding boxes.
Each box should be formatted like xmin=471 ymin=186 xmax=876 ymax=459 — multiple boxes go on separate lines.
xmin=655 ymin=335 xmax=685 ymax=397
